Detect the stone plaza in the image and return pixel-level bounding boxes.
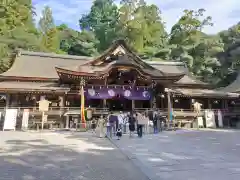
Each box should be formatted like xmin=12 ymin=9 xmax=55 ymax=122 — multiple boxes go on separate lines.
xmin=1 ymin=130 xmax=240 ymax=180
xmin=112 ymin=129 xmax=240 ymax=180
xmin=0 ymin=131 xmax=149 ymax=180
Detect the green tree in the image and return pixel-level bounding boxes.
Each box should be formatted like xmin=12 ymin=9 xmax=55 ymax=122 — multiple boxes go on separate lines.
xmin=0 ymin=0 xmax=42 ymax=73
xmin=119 ymin=0 xmax=167 ymax=54
xmin=217 ymin=23 xmax=240 ymax=86
xmin=38 ymin=6 xmax=59 ymax=52
xmin=164 ymin=9 xmax=224 ymax=83
xmin=68 ymin=30 xmax=99 ymax=56
xmin=57 ymin=24 xmax=99 ymax=56
xmin=79 ymin=0 xmax=119 ymax=51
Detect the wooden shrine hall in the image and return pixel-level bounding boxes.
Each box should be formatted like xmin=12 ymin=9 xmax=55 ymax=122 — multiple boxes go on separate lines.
xmin=0 ymin=40 xmax=239 ymax=128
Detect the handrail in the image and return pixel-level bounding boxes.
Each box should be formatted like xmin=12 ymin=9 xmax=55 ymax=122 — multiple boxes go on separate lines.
xmin=0 ymin=106 xmax=239 ymax=114
xmin=0 ymin=107 xmax=109 ymax=113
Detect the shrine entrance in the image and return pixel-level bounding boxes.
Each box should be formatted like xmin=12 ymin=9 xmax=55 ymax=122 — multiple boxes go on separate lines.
xmin=107 ymin=98 xmax=132 ymax=111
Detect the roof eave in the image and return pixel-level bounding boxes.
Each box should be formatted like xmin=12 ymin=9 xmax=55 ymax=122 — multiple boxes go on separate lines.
xmin=0 ymin=88 xmax=70 ymax=93
xmin=0 ymin=75 xmax=58 ymax=82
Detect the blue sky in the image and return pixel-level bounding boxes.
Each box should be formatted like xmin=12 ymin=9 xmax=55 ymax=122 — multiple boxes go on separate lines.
xmin=33 ymin=0 xmax=240 ymax=34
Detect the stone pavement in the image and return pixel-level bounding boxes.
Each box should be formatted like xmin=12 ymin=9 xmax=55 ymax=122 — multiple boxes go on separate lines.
xmin=111 ymin=130 xmax=240 ymax=180
xmin=0 ymin=131 xmax=150 ymax=180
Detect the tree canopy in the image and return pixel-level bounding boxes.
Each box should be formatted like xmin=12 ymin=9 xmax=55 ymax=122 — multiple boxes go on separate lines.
xmin=0 ymin=0 xmax=240 ymax=87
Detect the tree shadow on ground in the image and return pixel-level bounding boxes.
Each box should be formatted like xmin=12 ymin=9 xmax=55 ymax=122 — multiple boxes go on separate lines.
xmin=0 ymin=131 xmax=149 ymax=180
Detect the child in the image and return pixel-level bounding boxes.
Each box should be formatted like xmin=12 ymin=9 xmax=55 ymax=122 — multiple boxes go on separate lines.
xmin=116 ymin=128 xmax=122 ymax=140
xmin=91 ymin=119 xmax=97 ymax=133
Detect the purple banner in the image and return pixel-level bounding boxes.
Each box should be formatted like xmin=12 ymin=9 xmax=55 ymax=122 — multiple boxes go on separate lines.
xmin=122 ymin=89 xmax=151 ymax=100
xmin=86 ymin=87 xmax=151 ymax=100
xmin=86 ymin=88 xmax=121 ymax=99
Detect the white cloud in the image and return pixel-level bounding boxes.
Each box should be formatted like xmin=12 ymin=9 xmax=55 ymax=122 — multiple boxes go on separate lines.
xmin=150 ymin=0 xmax=240 ymax=34
xmin=33 ymin=0 xmax=92 ymax=29
xmin=33 ymin=0 xmax=240 ymax=34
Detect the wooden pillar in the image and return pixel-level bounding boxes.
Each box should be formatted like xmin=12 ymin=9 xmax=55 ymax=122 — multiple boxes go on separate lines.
xmin=5 ymin=94 xmax=10 ymax=108
xmin=166 ymin=89 xmax=171 ymax=128
xmin=103 ymin=78 xmax=107 ymax=108
xmin=225 ymin=99 xmax=228 ymax=109
xmin=160 ymin=96 xmax=164 ymax=109
xmin=190 ymin=98 xmax=193 ymax=110
xmin=132 ymin=100 xmax=135 ymax=110
xmin=59 ymin=95 xmax=65 ymax=128
xmin=208 ymin=99 xmax=212 ymax=109
xmin=221 ymin=99 xmax=225 ymax=109
xmin=65 ymin=115 xmax=69 ymax=129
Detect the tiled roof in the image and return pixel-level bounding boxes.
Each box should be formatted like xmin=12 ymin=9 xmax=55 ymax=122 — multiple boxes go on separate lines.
xmin=147 ymin=61 xmax=207 ymax=86
xmin=0 ymin=81 xmax=69 ymax=92
xmin=171 ymin=88 xmax=239 ymax=98
xmin=0 ymin=51 xmax=93 ymax=79
xmin=0 ymin=40 xmax=206 ymax=86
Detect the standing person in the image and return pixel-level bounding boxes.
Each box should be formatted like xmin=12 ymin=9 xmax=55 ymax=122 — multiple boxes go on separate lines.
xmin=118 ymin=111 xmax=124 ymax=130
xmin=107 ymin=112 xmax=114 ymax=138
xmin=116 ymin=127 xmax=122 ymax=140
xmin=106 ymin=119 xmax=111 ymax=137
xmin=91 ymin=119 xmax=97 ymax=133
xmin=153 ymin=111 xmax=158 ymax=134
xmin=97 ymin=115 xmax=105 ymax=138
xmin=123 ymin=112 xmax=129 ymax=134
xmin=128 ymin=111 xmax=136 ymax=138
xmin=136 ymin=112 xmax=145 ymax=138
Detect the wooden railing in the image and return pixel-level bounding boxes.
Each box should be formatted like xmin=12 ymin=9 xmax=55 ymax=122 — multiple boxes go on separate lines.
xmin=0 ymin=107 xmax=239 ymax=117
xmin=0 ymin=107 xmax=108 ymax=116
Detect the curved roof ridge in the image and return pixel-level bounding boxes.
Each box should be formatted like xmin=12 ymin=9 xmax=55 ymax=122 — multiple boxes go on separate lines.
xmin=144 ymin=61 xmax=186 ymax=66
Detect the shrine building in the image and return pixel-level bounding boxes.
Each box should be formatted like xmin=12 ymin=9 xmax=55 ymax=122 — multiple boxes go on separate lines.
xmin=0 ymin=40 xmax=239 ymax=128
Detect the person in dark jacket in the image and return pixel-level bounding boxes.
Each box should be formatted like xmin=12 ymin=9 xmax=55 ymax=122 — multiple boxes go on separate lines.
xmin=153 ymin=112 xmax=158 ymax=134
xmin=136 ymin=112 xmax=144 ymax=138
xmin=128 ymin=111 xmax=136 ymax=138
xmin=91 ymin=119 xmax=97 ymax=133
xmin=116 ymin=127 xmax=122 ymax=140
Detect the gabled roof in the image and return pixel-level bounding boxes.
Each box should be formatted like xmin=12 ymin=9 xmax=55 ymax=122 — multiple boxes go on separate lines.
xmin=0 ymin=81 xmax=69 ymax=92
xmin=147 ymin=61 xmax=208 ymax=87
xmin=85 ymin=39 xmax=158 ymax=69
xmin=170 ymin=88 xmax=239 ymax=98
xmin=0 ymin=51 xmax=93 ymax=80
xmin=0 ymin=40 xmax=207 ymax=86
xmin=55 ymin=39 xmax=184 ymax=80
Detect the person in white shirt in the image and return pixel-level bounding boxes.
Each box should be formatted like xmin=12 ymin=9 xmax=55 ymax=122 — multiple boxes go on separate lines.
xmin=136 ymin=112 xmax=146 ymax=137
xmin=117 ymin=111 xmax=125 ymax=129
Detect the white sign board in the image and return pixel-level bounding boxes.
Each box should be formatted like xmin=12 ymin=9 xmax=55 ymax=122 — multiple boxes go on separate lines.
xmin=217 ymin=110 xmax=223 ymax=128
xmin=38 ymin=99 xmax=51 ymax=112
xmin=3 ymin=109 xmax=18 ymax=131
xmin=22 ymin=109 xmax=29 ymax=130
xmin=205 ymin=110 xmax=216 ymax=128
xmin=197 ymin=116 xmax=204 ymax=127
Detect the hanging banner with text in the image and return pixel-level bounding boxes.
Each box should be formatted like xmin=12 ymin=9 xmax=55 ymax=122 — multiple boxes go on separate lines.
xmin=3 ymin=109 xmax=18 ymax=131
xmin=21 ymin=109 xmax=30 ymax=130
